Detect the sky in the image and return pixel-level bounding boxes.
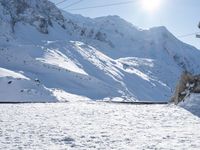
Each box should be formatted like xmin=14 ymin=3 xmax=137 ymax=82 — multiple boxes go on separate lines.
xmin=51 ymin=0 xmax=200 ymax=49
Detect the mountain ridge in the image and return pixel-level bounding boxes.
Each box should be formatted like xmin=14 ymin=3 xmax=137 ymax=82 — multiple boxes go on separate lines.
xmin=0 ymin=0 xmax=200 ymax=102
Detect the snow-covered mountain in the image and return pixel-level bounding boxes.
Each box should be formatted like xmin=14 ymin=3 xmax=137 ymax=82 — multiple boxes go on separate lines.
xmin=0 ymin=0 xmax=200 ymax=102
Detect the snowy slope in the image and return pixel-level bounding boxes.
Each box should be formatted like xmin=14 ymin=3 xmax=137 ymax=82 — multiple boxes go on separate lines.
xmin=0 ymin=67 xmax=56 ymax=102
xmin=179 ymin=94 xmax=200 ymax=117
xmin=0 ymin=0 xmax=200 ymax=102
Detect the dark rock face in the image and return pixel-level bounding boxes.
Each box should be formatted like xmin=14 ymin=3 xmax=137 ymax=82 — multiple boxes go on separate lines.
xmin=0 ymin=0 xmax=66 ymax=33
xmin=171 ymin=71 xmax=200 ymax=104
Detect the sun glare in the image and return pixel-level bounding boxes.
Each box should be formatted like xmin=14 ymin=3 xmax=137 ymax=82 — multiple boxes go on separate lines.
xmin=141 ymin=0 xmax=161 ymax=12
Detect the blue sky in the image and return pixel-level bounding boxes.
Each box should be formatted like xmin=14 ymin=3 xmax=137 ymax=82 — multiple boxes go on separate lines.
xmin=51 ymin=0 xmax=200 ymax=49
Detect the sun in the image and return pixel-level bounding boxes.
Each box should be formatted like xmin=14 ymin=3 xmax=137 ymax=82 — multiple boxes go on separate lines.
xmin=141 ymin=0 xmax=161 ymax=12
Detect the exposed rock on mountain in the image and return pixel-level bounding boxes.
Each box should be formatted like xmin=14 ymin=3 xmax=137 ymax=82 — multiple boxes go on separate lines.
xmin=0 ymin=0 xmax=65 ymax=33
xmin=171 ymin=71 xmax=200 ymax=104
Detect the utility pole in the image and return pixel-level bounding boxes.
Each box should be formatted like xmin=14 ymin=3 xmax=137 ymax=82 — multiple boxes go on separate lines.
xmin=196 ymin=22 xmax=200 ymax=38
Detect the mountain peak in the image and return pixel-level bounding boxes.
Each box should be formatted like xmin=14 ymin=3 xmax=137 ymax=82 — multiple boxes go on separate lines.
xmin=149 ymin=26 xmax=168 ymax=31
xmin=95 ymin=15 xmax=122 ymax=20
xmin=95 ymin=15 xmax=137 ymax=29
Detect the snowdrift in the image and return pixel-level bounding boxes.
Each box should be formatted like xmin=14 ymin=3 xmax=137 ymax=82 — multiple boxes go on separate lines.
xmin=179 ymin=94 xmax=200 ymax=117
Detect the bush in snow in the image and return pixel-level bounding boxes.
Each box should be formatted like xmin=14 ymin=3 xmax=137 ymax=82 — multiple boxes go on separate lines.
xmin=171 ymin=71 xmax=200 ymax=104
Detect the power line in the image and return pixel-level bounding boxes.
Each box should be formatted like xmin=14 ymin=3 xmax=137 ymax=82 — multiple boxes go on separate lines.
xmin=177 ymin=32 xmax=200 ymax=38
xmin=56 ymin=0 xmax=69 ymax=5
xmin=62 ymin=0 xmax=84 ymax=9
xmin=65 ymin=0 xmax=136 ymax=11
xmin=58 ymin=1 xmax=199 ymax=40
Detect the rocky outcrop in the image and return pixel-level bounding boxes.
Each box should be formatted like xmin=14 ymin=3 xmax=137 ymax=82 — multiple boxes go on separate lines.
xmin=171 ymin=71 xmax=200 ymax=104
xmin=0 ymin=0 xmax=66 ymax=33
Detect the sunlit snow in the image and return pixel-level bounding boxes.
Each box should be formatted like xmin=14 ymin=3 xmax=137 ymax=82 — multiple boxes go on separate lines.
xmin=0 ymin=102 xmax=199 ymax=149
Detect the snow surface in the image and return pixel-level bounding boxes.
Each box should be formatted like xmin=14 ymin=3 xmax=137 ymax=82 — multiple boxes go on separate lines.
xmin=0 ymin=67 xmax=28 ymax=79
xmin=0 ymin=0 xmax=200 ymax=102
xmin=0 ymin=102 xmax=200 ymax=149
xmin=179 ymin=94 xmax=200 ymax=117
xmin=0 ymin=67 xmax=56 ymax=102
